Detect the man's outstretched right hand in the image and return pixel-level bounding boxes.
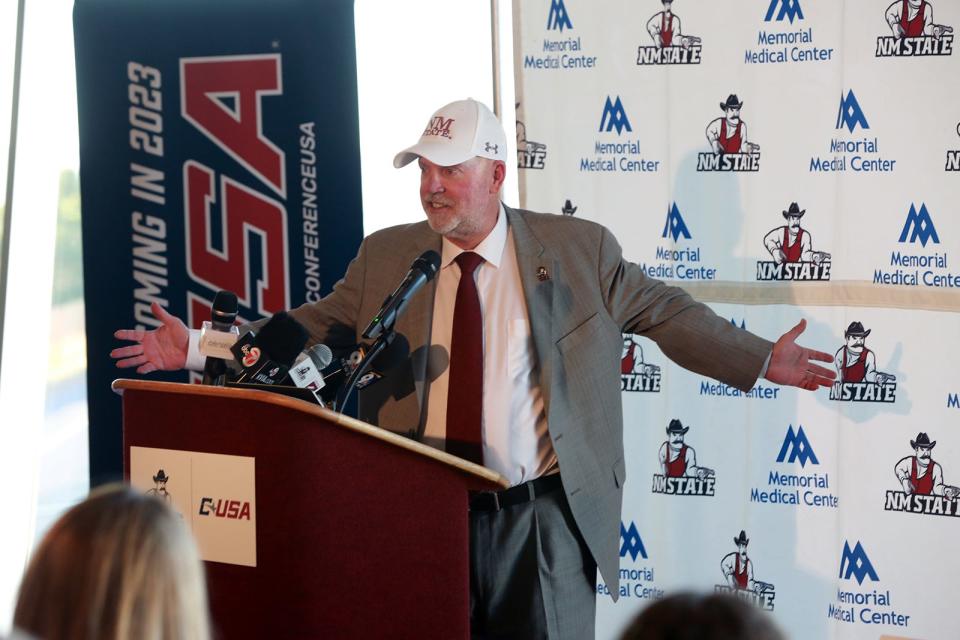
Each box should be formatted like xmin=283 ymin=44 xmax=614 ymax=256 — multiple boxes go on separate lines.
xmin=111 ymin=301 xmax=189 ymax=374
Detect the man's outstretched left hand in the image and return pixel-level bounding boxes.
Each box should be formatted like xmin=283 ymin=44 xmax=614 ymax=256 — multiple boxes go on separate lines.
xmin=764 ymin=319 xmax=836 ymax=391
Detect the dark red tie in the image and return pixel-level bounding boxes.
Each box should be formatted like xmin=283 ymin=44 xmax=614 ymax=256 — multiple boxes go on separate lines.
xmin=446 ymin=251 xmax=485 ymax=464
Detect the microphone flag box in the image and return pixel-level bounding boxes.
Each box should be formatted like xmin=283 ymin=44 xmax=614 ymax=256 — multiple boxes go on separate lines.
xmin=199 ymin=321 xmax=240 ymax=359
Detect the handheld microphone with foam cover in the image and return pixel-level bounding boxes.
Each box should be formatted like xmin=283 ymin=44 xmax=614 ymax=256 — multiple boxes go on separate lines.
xmin=362 ymin=250 xmax=440 ymax=341
xmin=230 ymin=311 xmax=309 ymax=385
xmin=201 ymin=291 xmax=239 ymax=385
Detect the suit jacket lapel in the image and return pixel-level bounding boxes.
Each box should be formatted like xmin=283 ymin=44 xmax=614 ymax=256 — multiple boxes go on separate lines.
xmin=506 ymin=206 xmax=556 ymax=418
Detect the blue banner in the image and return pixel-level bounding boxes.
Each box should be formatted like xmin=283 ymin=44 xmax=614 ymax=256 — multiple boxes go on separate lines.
xmin=74 ymin=0 xmax=363 ymax=483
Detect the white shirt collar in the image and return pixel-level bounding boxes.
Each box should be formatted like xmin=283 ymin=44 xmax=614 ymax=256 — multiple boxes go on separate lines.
xmin=440 ymin=203 xmax=507 ymax=270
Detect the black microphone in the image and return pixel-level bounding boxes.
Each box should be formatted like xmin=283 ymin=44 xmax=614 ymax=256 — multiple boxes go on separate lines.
xmin=355 ymin=333 xmax=410 ymax=390
xmin=201 ymin=290 xmax=238 ymax=386
xmin=362 ymin=250 xmax=441 ymax=340
xmin=230 ymin=312 xmax=309 ymax=385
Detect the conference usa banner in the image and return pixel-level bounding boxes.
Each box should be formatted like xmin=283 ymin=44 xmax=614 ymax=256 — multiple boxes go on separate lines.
xmin=74 ymin=0 xmax=363 ymax=482
xmin=514 ymin=0 xmax=959 ymax=638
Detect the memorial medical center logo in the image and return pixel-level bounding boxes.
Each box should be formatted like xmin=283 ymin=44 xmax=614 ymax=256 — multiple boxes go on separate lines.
xmin=810 ymin=90 xmax=897 ymax=173
xmin=636 ymin=0 xmax=702 ymax=66
xmin=874 ymin=203 xmax=958 ymax=288
xmin=715 ymin=530 xmax=776 ymax=611
xmin=697 ymin=95 xmax=761 ymax=172
xmin=750 ymin=425 xmax=839 ymax=509
xmin=884 ymin=431 xmax=960 ymax=517
xmin=829 ymin=322 xmax=897 ymax=403
xmin=876 ymin=0 xmax=953 ymax=57
xmin=637 ymin=203 xmax=719 ymax=283
xmin=745 ymin=0 xmax=835 ymax=65
xmin=524 ymin=0 xmax=598 ymax=71
xmin=580 ymin=96 xmax=661 ymax=174
xmin=830 ymin=541 xmax=912 ymax=629
xmin=597 ymin=521 xmax=664 ymax=601
xmin=651 ymin=419 xmax=715 ymax=496
xmin=621 ymin=334 xmax=661 ymax=392
xmin=756 ymin=202 xmax=831 ymax=281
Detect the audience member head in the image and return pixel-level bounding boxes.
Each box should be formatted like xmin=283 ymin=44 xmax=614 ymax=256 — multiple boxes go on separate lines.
xmin=620 ymin=592 xmax=784 ymax=640
xmin=13 ymin=484 xmax=210 ymax=640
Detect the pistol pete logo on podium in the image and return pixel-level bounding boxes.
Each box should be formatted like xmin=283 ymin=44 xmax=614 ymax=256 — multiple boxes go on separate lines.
xmin=828 ymin=322 xmax=897 ymax=403
xmin=651 ymin=419 xmax=715 ymax=496
xmin=697 ymin=94 xmax=761 ymax=172
xmin=876 ymin=0 xmax=953 ymax=57
xmin=715 ymin=530 xmax=775 ymax=610
xmin=884 ymin=431 xmax=960 ymax=517
xmin=636 ymin=0 xmax=702 ymax=65
xmin=830 ymin=540 xmax=913 ymax=629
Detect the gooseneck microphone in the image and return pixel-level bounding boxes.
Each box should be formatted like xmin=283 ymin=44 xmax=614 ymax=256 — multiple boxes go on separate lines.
xmin=230 ymin=312 xmax=309 ymax=385
xmin=362 ymin=250 xmax=441 ymax=340
xmin=201 ymin=290 xmax=239 ymax=385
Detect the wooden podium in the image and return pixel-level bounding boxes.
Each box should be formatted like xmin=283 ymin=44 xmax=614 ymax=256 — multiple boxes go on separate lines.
xmin=113 ymin=380 xmax=507 ymax=639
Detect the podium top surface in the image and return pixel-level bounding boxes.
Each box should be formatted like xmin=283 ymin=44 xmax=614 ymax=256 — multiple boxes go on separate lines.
xmin=113 ymin=379 xmax=509 ymax=489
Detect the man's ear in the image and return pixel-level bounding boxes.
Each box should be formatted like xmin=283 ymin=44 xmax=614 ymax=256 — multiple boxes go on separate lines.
xmin=490 ymin=160 xmax=506 ymax=193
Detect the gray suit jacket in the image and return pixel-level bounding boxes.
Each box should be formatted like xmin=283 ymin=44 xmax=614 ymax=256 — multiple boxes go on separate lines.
xmin=287 ymin=206 xmax=772 ymax=597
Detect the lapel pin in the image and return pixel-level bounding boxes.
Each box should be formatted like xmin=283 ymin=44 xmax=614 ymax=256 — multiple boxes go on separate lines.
xmin=537 ymin=266 xmax=550 ymax=282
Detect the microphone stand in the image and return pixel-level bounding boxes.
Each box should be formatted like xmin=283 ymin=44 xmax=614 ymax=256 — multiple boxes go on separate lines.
xmin=334 ymin=328 xmax=395 ymax=414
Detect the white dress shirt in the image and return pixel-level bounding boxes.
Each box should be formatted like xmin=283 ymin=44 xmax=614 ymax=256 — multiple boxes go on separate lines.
xmin=424 ymin=205 xmax=557 ymax=486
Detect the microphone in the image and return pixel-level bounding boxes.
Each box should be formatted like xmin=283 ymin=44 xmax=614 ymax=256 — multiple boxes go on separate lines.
xmin=355 ymin=333 xmax=410 ymax=390
xmin=230 ymin=312 xmax=309 ymax=385
xmin=362 ymin=250 xmax=440 ymax=341
xmin=288 ymin=344 xmax=334 ymax=405
xmin=201 ymin=291 xmax=239 ymax=385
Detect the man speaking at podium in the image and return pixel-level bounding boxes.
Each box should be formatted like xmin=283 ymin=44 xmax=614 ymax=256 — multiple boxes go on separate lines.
xmin=112 ymin=98 xmax=834 ymax=639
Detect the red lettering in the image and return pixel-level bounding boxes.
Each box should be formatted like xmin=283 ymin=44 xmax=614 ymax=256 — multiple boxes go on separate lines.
xmin=184 ymin=161 xmax=289 ymax=316
xmin=215 ymin=499 xmax=228 ymax=517
xmin=181 ymin=54 xmax=285 ymax=196
xmin=238 ymin=502 xmax=251 ymax=520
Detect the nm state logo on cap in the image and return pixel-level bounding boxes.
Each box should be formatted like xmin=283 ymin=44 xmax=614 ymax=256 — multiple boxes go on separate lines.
xmin=636 ymin=0 xmax=702 ymax=66
xmin=876 ymin=0 xmax=953 ymax=57
xmin=422 ymin=115 xmax=455 ymax=139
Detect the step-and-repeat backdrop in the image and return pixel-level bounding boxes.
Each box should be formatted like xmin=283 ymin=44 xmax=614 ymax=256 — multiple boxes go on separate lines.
xmin=514 ymin=1 xmax=959 ymax=638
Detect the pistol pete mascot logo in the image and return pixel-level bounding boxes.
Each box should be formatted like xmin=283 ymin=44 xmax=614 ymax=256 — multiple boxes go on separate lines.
xmin=698 ymin=94 xmax=761 ymax=172
xmin=145 ymin=469 xmax=172 ymax=502
xmin=876 ymin=0 xmax=953 ymax=57
xmin=715 ymin=530 xmax=775 ymax=610
xmin=651 ymin=419 xmax=715 ymax=496
xmin=637 ymin=0 xmax=702 ymax=65
xmin=756 ymin=202 xmax=831 ymax=281
xmin=885 ymin=432 xmax=960 ymax=516
xmin=621 ymin=334 xmax=661 ymax=392
xmin=516 ymin=103 xmax=547 ymax=170
xmin=828 ymin=322 xmax=897 ymax=402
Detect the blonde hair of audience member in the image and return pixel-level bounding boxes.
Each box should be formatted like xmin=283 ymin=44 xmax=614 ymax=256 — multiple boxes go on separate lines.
xmin=13 ymin=484 xmax=210 ymax=640
xmin=620 ymin=592 xmax=784 ymax=640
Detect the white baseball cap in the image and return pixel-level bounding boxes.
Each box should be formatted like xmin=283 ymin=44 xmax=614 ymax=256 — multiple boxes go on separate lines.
xmin=393 ymin=98 xmax=508 ymax=168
